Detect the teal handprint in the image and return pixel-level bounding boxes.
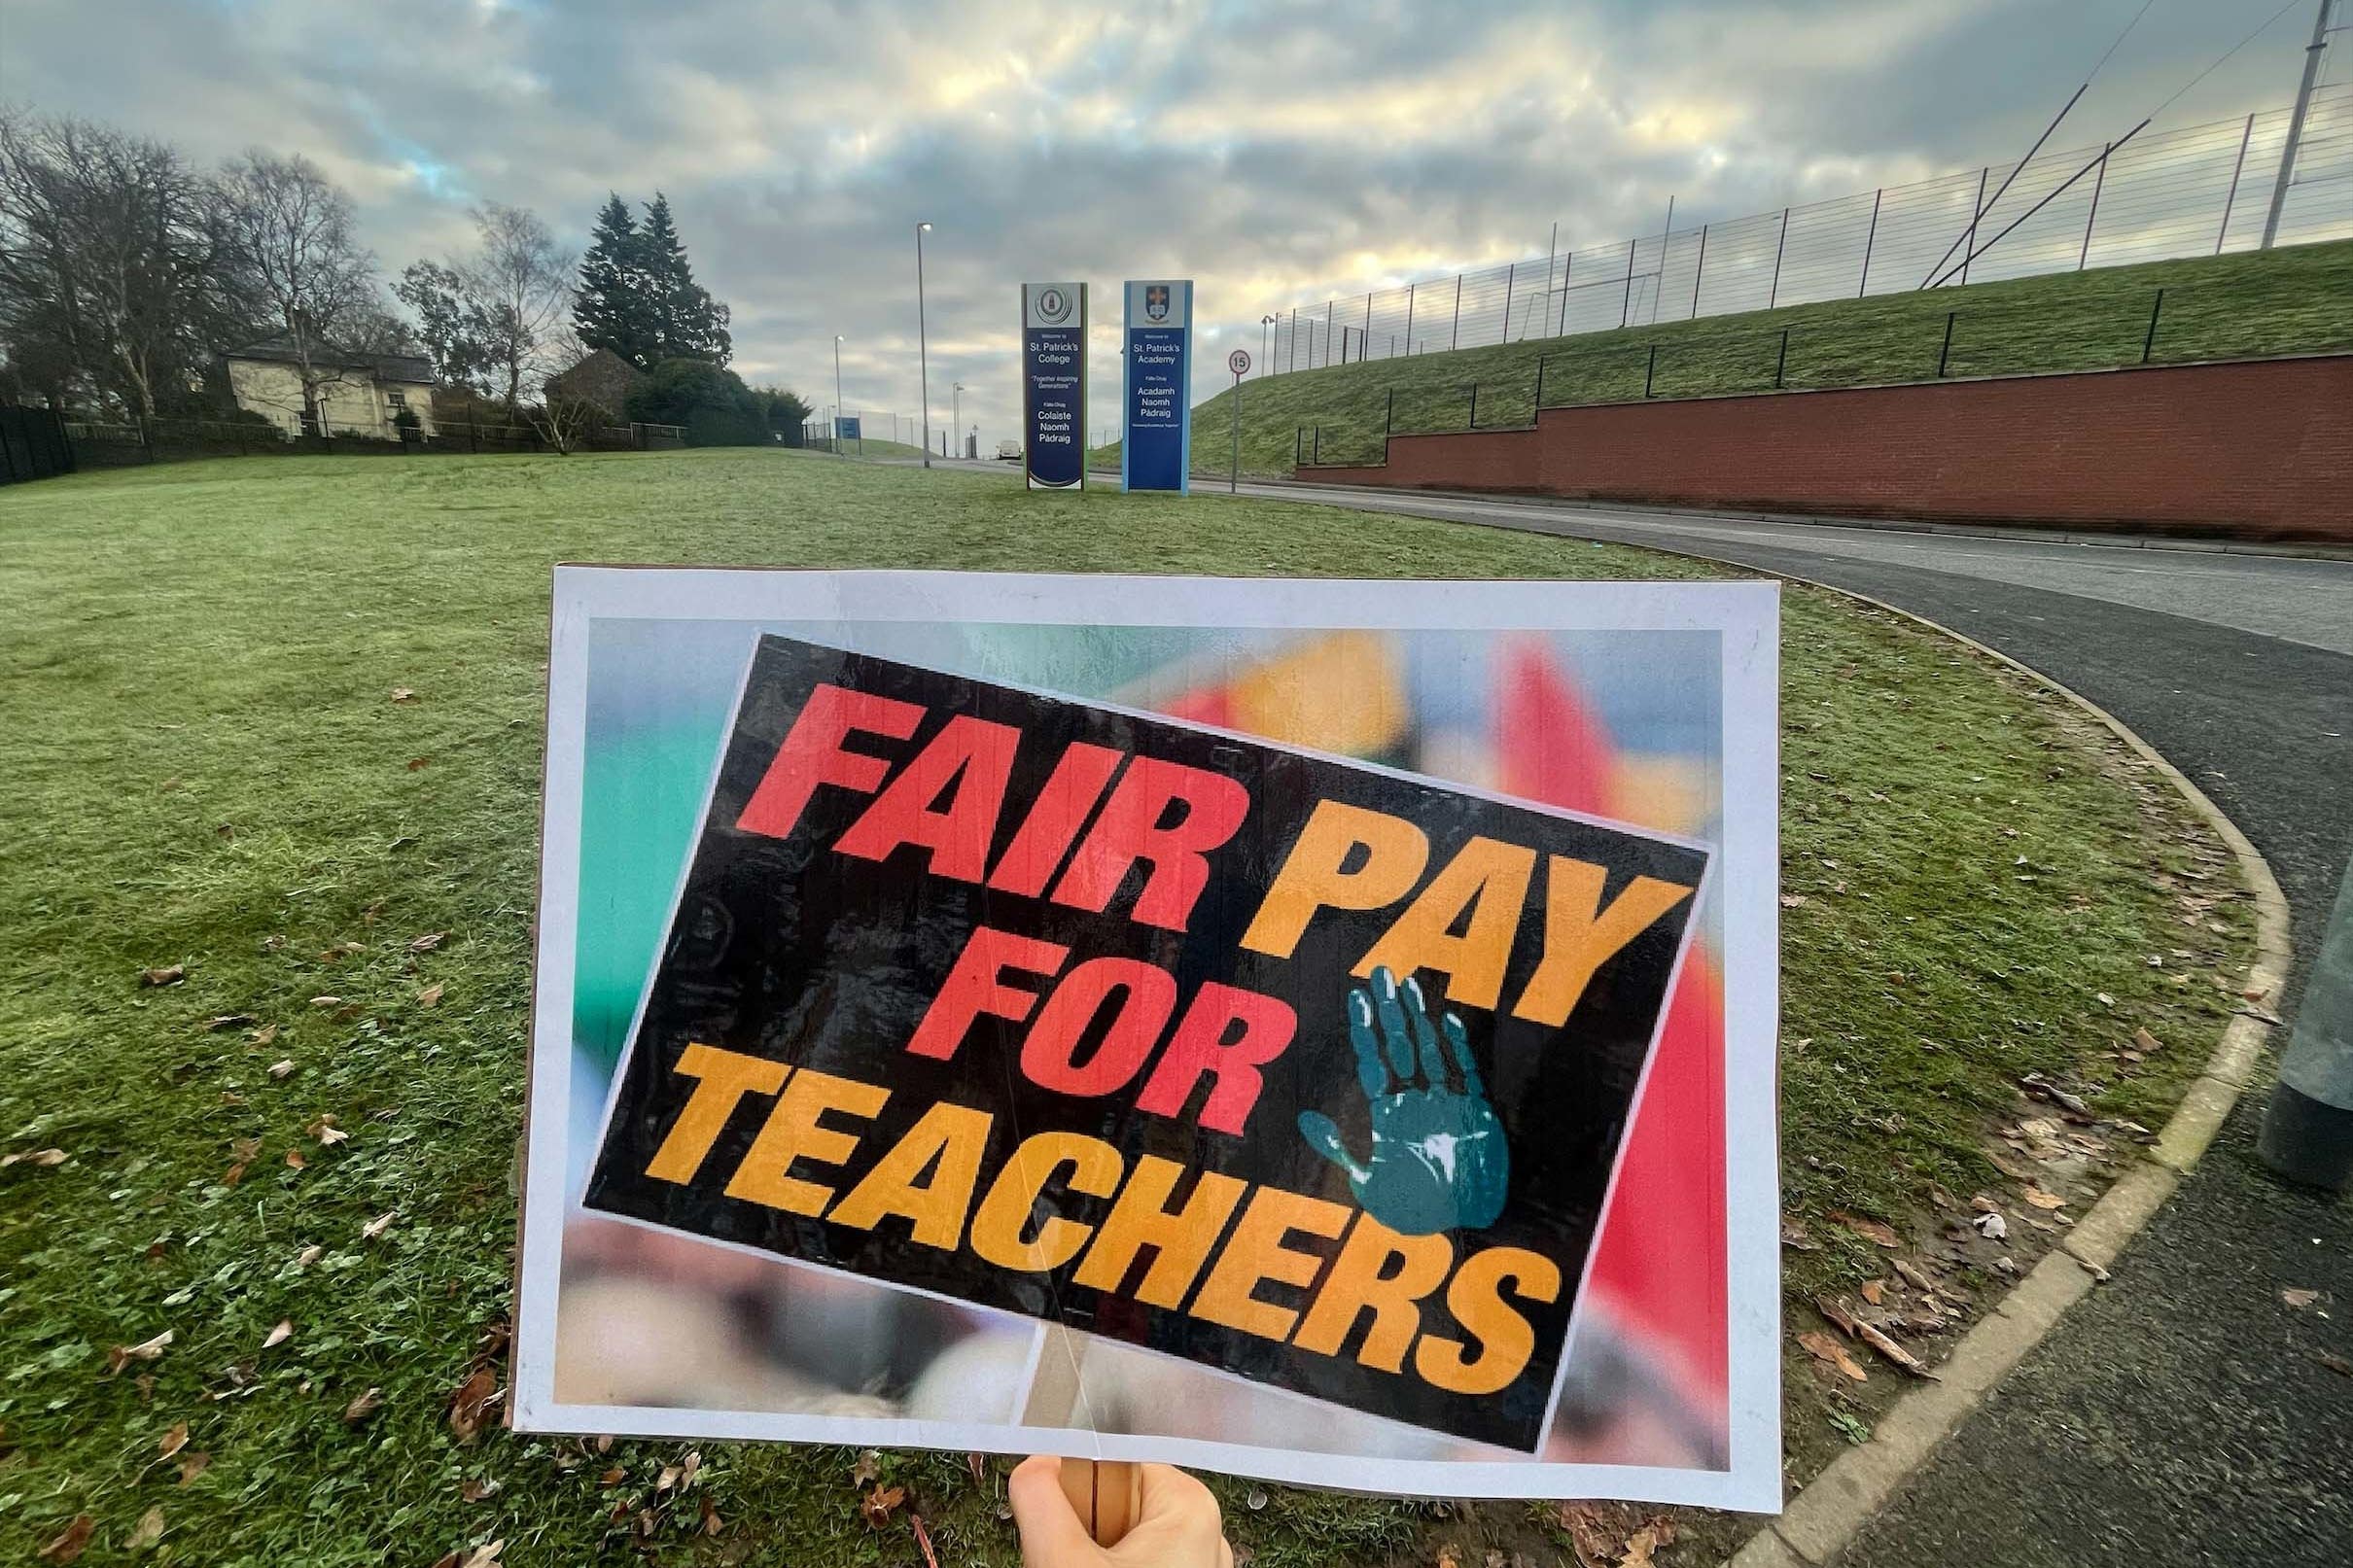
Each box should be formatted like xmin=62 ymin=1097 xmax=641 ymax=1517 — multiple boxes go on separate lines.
xmin=1297 ymin=965 xmax=1508 ymax=1236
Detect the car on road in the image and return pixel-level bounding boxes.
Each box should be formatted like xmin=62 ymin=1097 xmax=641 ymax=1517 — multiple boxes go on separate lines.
xmin=997 ymin=439 xmax=1021 ymax=461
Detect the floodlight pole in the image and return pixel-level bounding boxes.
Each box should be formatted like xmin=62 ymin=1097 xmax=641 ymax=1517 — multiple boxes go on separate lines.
xmin=915 ymin=221 xmax=933 ymax=468
xmin=2263 ymin=0 xmax=2338 ymax=250
xmin=952 ymin=382 xmax=965 ymax=458
xmin=833 ymin=335 xmax=845 ymax=456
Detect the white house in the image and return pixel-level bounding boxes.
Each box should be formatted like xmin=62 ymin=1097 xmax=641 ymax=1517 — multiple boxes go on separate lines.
xmin=224 ymin=338 xmax=439 ymax=438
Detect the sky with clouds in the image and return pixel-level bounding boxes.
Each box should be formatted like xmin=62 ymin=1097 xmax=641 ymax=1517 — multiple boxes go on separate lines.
xmin=0 ymin=0 xmax=2331 ymax=448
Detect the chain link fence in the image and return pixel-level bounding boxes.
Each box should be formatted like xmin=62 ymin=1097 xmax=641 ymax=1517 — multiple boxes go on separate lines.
xmin=1256 ymin=89 xmax=2353 ymax=375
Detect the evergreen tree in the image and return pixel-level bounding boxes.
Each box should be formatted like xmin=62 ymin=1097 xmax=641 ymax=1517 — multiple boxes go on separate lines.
xmin=572 ymin=193 xmax=655 ymax=367
xmin=638 ymin=192 xmax=732 ymax=366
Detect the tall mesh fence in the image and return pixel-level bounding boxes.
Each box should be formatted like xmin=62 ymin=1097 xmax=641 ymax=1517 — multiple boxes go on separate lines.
xmin=1257 ymin=91 xmax=2353 ymax=374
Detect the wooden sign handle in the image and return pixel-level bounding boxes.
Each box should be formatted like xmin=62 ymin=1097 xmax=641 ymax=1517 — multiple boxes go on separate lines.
xmin=1057 ymin=1457 xmax=1142 ymax=1548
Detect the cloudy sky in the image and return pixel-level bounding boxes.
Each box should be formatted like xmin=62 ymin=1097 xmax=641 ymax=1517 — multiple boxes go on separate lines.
xmin=0 ymin=0 xmax=2329 ymax=447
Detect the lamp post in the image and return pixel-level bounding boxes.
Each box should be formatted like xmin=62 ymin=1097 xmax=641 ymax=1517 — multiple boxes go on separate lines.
xmin=1260 ymin=315 xmax=1276 ymax=376
xmin=832 ymin=334 xmax=845 ymax=456
xmin=915 ymin=221 xmax=933 ymax=469
xmin=952 ymin=381 xmax=965 ymax=459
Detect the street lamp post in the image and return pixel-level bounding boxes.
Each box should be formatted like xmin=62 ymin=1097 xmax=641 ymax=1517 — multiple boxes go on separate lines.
xmin=952 ymin=381 xmax=965 ymax=459
xmin=832 ymin=334 xmax=845 ymax=456
xmin=1260 ymin=315 xmax=1276 ymax=376
xmin=915 ymin=221 xmax=933 ymax=469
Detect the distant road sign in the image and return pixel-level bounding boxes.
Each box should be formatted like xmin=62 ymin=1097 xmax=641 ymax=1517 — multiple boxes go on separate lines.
xmin=835 ymin=415 xmax=860 ymax=441
xmin=1228 ymin=348 xmax=1252 ymax=376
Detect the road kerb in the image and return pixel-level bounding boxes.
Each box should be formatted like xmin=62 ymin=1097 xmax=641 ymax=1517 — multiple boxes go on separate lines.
xmin=1704 ymin=579 xmax=2294 ymax=1565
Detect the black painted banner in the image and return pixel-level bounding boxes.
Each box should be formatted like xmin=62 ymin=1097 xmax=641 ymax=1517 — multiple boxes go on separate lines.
xmin=583 ymin=635 xmax=1708 ymax=1449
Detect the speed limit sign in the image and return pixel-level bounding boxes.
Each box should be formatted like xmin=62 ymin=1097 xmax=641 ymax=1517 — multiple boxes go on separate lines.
xmin=1228 ymin=348 xmax=1252 ymax=376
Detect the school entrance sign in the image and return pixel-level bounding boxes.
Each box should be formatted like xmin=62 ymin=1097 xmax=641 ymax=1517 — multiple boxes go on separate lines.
xmin=1122 ymin=280 xmax=1192 ymax=493
xmin=1022 ymin=282 xmax=1086 ymax=490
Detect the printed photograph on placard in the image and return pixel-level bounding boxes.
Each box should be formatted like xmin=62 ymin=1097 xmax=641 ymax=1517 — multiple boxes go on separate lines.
xmin=515 ymin=569 xmax=1779 ymax=1510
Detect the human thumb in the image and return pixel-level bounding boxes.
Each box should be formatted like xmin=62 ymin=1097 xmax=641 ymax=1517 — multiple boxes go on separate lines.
xmin=1008 ymin=1454 xmax=1106 ymax=1566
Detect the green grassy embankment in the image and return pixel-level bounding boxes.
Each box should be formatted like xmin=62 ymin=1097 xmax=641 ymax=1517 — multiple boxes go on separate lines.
xmin=1091 ymin=238 xmax=2353 ymax=475
xmin=0 ymin=450 xmax=2250 ymax=1565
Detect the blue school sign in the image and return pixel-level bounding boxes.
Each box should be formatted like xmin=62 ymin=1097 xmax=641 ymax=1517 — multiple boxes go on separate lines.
xmin=1021 ymin=282 xmax=1087 ymax=490
xmin=835 ymin=415 xmax=860 ymax=442
xmin=1122 ymin=279 xmax=1192 ymax=493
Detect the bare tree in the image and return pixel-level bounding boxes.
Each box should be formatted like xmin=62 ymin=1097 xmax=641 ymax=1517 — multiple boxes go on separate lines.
xmin=0 ymin=110 xmax=228 ymax=417
xmin=524 ymin=323 xmax=602 ymax=454
xmin=214 ymin=151 xmax=380 ymax=434
xmin=465 ymin=203 xmax=574 ymax=413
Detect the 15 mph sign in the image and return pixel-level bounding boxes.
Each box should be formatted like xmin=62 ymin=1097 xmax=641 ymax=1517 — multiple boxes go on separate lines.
xmin=1229 ymin=348 xmax=1251 ymax=376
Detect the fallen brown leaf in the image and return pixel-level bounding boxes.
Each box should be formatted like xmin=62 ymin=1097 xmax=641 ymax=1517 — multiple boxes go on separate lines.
xmin=2132 ymin=1027 xmax=2162 ymax=1054
xmin=267 ymin=1059 xmax=296 ymax=1080
xmin=108 ymin=1330 xmax=173 ymax=1374
xmin=852 ymin=1447 xmax=882 ymax=1485
xmin=407 ymin=756 xmax=432 ymax=771
xmin=140 ymin=964 xmax=186 ymax=988
xmin=409 ymin=931 xmax=446 ymax=954
xmin=1831 ymin=1211 xmax=1901 ymax=1249
xmin=221 ymin=1162 xmax=247 ymax=1187
xmin=1859 ymin=1279 xmax=1886 ymax=1307
xmin=39 ymin=1515 xmax=94 ymax=1562
xmin=263 ymin=1319 xmax=293 ymax=1349
xmin=1779 ymin=1216 xmax=1819 ymax=1251
xmin=127 ymin=1506 xmax=164 ymax=1551
xmin=448 ymin=1366 xmax=499 ymax=1445
xmin=362 ymin=1210 xmax=397 ymax=1240
xmin=416 ymin=983 xmax=444 ymax=1007
xmin=2024 ymin=1187 xmax=2068 ymax=1210
xmin=699 ymin=1494 xmax=723 ymax=1536
xmin=158 ymin=1421 xmax=189 ymax=1459
xmin=1620 ymin=1525 xmax=1664 ymax=1567
xmin=860 ymin=1483 xmax=906 ymax=1527
xmin=343 ymin=1387 xmax=383 ymax=1424
xmin=295 ymin=1243 xmax=323 ymax=1268
xmin=284 ymin=1148 xmax=305 ymax=1169
xmin=461 ymin=1477 xmax=502 ymax=1503
xmin=657 ymin=1463 xmax=683 ymax=1492
xmin=1853 ymin=1318 xmax=1940 ymax=1379
xmin=247 ymin=1023 xmax=278 ymax=1047
xmin=598 ymin=1466 xmax=626 ymax=1486
xmin=1555 ymin=1502 xmax=1620 ymax=1568
xmin=2318 ymin=1353 xmax=2353 ymax=1377
xmin=1798 ymin=1330 xmax=1867 ymax=1381
xmin=390 ymin=686 xmax=417 ymax=703
xmin=2 ymin=1147 xmax=68 ymax=1168
xmin=175 ymin=1451 xmax=209 ymax=1485
xmin=2281 ymin=1287 xmax=2320 ymax=1309
xmin=204 ymin=1015 xmax=256 ymax=1031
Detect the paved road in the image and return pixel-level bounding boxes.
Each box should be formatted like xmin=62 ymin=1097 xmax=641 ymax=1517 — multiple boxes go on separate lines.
xmin=1229 ymin=482 xmax=2353 ymax=1566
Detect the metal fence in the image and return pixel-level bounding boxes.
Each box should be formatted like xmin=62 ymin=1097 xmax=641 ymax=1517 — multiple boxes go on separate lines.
xmin=1256 ymin=88 xmax=2353 ymax=375
xmin=1281 ymin=266 xmax=2353 ymax=471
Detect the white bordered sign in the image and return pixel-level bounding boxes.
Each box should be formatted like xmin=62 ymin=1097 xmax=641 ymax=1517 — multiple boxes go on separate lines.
xmin=511 ymin=568 xmax=1783 ymax=1512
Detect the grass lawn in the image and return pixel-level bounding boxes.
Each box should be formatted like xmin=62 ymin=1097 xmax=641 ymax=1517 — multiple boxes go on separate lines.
xmin=823 ymin=436 xmax=933 ymax=462
xmin=1091 ymin=238 xmax=2353 ymax=474
xmin=0 ymin=450 xmax=2250 ymax=1566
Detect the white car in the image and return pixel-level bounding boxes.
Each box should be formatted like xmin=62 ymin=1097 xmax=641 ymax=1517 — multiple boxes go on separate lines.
xmin=996 ymin=439 xmax=1022 ymax=461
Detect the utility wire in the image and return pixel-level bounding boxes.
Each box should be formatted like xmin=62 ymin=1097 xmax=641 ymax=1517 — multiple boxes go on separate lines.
xmin=2091 ymin=0 xmax=2161 ymax=79
xmin=2151 ymin=0 xmax=2306 ymax=120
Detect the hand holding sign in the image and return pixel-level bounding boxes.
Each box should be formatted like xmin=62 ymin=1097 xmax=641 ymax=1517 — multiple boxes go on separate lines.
xmin=1298 ymin=966 xmax=1508 ymax=1236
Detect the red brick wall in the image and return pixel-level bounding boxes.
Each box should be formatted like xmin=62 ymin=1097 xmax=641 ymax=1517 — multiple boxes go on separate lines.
xmin=1299 ymin=354 xmax=2353 ymax=542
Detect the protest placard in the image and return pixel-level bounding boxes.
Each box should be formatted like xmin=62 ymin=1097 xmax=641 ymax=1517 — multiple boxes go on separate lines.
xmin=514 ymin=570 xmax=1780 ymax=1509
